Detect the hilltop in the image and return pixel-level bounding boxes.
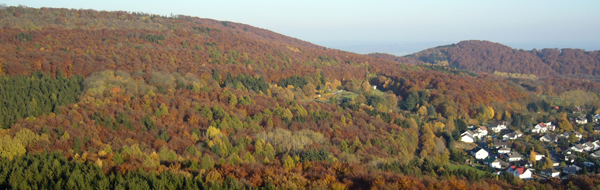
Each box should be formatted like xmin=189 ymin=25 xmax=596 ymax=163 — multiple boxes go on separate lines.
xmin=369 ymin=40 xmax=600 ymax=80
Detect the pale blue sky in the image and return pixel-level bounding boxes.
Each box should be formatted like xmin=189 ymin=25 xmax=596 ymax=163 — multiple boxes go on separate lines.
xmin=3 ymin=0 xmax=600 ymax=54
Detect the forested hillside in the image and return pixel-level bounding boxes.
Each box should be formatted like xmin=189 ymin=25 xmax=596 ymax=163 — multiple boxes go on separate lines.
xmin=2 ymin=5 xmax=600 ymax=189
xmin=370 ymin=40 xmax=600 ymax=80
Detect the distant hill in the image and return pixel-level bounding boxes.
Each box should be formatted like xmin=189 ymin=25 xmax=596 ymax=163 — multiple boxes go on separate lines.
xmin=0 ymin=6 xmax=399 ymax=83
xmin=369 ymin=40 xmax=600 ymax=79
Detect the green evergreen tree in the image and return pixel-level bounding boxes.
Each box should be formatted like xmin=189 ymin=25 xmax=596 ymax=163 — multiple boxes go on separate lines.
xmin=428 ymin=105 xmax=436 ymax=116
xmin=201 ymin=155 xmax=215 ymax=169
xmin=403 ymin=91 xmax=419 ymax=111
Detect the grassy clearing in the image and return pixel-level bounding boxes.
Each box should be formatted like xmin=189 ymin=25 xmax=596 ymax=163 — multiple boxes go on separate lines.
xmin=370 ymin=89 xmax=385 ymax=96
xmin=447 ymin=164 xmax=488 ymax=176
xmin=454 ymin=141 xmax=477 ymax=151
xmin=337 ymin=91 xmax=358 ymax=100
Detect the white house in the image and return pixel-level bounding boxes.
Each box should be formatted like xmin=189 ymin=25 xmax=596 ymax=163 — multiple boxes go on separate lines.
xmin=484 ymin=157 xmax=501 ymax=169
xmin=540 ymin=134 xmax=559 ymax=143
xmin=488 ymin=121 xmax=507 ymax=133
xmin=594 ymin=114 xmax=600 ymax=123
xmin=529 ymin=122 xmax=555 ymax=133
xmin=591 ymin=150 xmax=600 ymax=158
xmin=585 ymin=141 xmax=600 ymax=151
xmin=461 ymin=130 xmax=475 ymax=137
xmin=461 ymin=134 xmax=475 ymax=143
xmin=570 ymin=144 xmax=586 ymax=153
xmin=581 ymin=143 xmax=593 ymax=152
xmin=506 ymin=151 xmax=523 ymax=162
xmin=465 ymin=128 xmax=488 ymax=138
xmin=576 ymin=131 xmax=584 ymax=139
xmin=508 ymin=165 xmax=532 ymax=179
xmin=471 ymin=147 xmax=489 ymax=160
xmin=533 ymin=152 xmax=545 ymax=161
xmin=561 ymin=132 xmax=583 ymax=141
xmin=576 ymin=116 xmax=588 ymax=125
xmin=541 ymin=168 xmax=560 ymax=178
xmin=475 ymin=127 xmax=488 ymax=136
xmin=544 ymin=157 xmax=560 ymax=167
xmin=565 ymin=155 xmax=577 ymax=163
xmin=503 ymin=131 xmax=523 ymax=140
xmin=498 ymin=147 xmax=511 ymax=154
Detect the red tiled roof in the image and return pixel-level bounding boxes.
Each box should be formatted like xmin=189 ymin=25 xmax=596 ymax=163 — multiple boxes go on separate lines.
xmin=508 ymin=165 xmax=527 ymax=175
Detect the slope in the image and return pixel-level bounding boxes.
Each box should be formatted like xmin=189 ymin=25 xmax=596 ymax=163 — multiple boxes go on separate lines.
xmin=370 ymin=40 xmax=600 ymax=79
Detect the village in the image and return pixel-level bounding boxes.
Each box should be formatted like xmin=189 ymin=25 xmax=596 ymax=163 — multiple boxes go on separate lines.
xmin=460 ymin=113 xmax=600 ymax=180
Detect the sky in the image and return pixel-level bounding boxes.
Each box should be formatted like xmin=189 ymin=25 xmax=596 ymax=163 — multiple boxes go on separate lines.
xmin=3 ymin=0 xmax=600 ymax=55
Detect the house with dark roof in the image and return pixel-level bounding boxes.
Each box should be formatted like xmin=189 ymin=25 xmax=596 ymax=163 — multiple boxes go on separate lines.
xmin=561 ymin=131 xmax=583 ymax=141
xmin=585 ymin=141 xmax=598 ymax=151
xmin=498 ymin=147 xmax=511 ymax=154
xmin=541 ymin=168 xmax=560 ymax=178
xmin=575 ymin=116 xmax=588 ymax=125
xmin=492 ymin=139 xmax=509 ymax=149
xmin=562 ymin=165 xmax=581 ymax=175
xmin=540 ymin=134 xmax=558 ymax=143
xmin=571 ymin=144 xmax=586 ymax=152
xmin=488 ymin=121 xmax=507 ymax=133
xmin=540 ymin=156 xmax=560 ymax=167
xmin=565 ymin=154 xmax=577 ymax=163
xmin=505 ymin=151 xmax=523 ymax=162
xmin=484 ymin=157 xmax=509 ymax=169
xmin=503 ymin=131 xmax=523 ymax=140
xmin=594 ymin=114 xmax=600 ymax=123
xmin=517 ymin=160 xmax=534 ymax=168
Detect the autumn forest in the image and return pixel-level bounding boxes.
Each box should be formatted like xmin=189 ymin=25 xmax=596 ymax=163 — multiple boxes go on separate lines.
xmin=1 ymin=5 xmax=600 ymax=190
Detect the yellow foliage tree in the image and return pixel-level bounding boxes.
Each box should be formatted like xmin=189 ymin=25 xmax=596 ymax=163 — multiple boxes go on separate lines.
xmin=486 ymin=107 xmax=495 ymax=120
xmin=544 ymin=157 xmax=553 ymax=169
xmin=417 ymin=105 xmax=428 ymax=116
xmin=14 ymin=128 xmax=40 ymax=146
xmin=0 ymin=135 xmax=26 ymax=160
xmin=284 ymin=155 xmax=295 ymax=170
xmin=206 ymin=126 xmax=222 ymax=139
xmin=60 ymin=131 xmax=70 ymax=141
xmin=558 ymin=113 xmax=573 ymax=131
xmin=529 ymin=150 xmax=537 ymax=164
xmin=433 ymin=122 xmax=445 ymax=131
xmin=419 ymin=123 xmax=436 ymax=157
